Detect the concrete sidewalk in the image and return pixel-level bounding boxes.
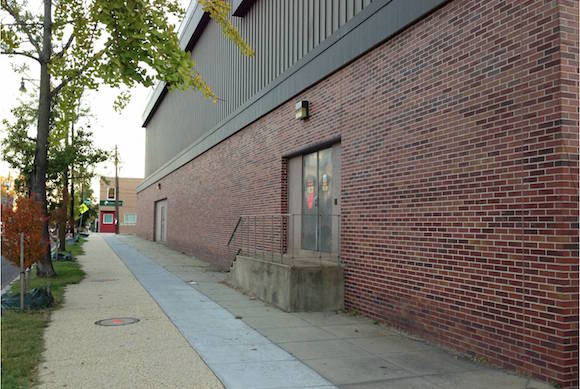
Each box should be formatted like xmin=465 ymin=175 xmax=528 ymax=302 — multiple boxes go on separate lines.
xmin=37 ymin=234 xmax=223 ymax=388
xmin=107 ymin=235 xmax=555 ymax=389
xmin=104 ymin=235 xmax=333 ymax=389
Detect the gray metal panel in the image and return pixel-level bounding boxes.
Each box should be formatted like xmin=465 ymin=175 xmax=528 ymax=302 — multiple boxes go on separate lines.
xmin=139 ymin=0 xmax=448 ymax=192
xmin=144 ymin=0 xmax=377 ymax=175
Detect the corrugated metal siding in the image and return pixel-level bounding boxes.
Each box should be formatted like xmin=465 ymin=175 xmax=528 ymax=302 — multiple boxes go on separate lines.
xmin=145 ymin=0 xmax=374 ymax=175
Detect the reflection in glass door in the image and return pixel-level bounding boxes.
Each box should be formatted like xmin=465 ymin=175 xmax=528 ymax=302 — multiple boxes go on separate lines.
xmin=318 ymin=148 xmax=333 ymax=252
xmin=301 ymin=148 xmax=333 ymax=252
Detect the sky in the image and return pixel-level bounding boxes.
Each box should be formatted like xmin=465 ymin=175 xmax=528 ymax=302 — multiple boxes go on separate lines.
xmin=0 ymin=0 xmax=193 ymax=200
xmin=0 ymin=58 xmax=148 ymax=198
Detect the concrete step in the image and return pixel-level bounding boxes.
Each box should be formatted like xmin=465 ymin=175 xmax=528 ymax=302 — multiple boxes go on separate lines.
xmin=229 ymin=255 xmax=344 ymax=312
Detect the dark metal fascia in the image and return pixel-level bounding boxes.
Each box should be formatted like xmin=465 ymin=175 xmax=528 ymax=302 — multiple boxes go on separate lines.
xmin=232 ymin=0 xmax=256 ymax=17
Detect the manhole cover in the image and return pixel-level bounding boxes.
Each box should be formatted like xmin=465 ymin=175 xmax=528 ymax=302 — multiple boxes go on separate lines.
xmin=95 ymin=317 xmax=140 ymax=326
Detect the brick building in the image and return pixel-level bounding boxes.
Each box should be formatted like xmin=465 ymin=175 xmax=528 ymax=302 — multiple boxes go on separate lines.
xmin=98 ymin=177 xmax=140 ymax=234
xmin=137 ymin=1 xmax=579 ymax=386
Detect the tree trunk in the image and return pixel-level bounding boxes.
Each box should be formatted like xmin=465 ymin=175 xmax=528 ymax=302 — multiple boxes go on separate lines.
xmin=33 ymin=0 xmax=56 ymax=278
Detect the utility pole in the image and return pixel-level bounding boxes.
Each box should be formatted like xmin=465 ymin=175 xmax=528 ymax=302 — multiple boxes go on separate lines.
xmin=20 ymin=233 xmax=24 ymax=310
xmin=78 ymin=182 xmax=84 ymax=233
xmin=114 ymin=145 xmax=120 ymax=235
xmin=69 ymin=120 xmax=75 ymax=235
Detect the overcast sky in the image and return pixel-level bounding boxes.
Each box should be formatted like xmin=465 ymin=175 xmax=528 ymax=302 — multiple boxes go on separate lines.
xmin=0 ymin=57 xmax=147 ymax=198
xmin=0 ymin=0 xmax=193 ymax=199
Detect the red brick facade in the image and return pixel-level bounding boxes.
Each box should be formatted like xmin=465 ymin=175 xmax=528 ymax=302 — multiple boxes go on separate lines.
xmin=138 ymin=0 xmax=579 ymax=386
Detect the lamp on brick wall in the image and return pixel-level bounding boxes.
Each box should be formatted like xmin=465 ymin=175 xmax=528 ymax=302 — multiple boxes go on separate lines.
xmin=295 ymin=100 xmax=309 ymax=120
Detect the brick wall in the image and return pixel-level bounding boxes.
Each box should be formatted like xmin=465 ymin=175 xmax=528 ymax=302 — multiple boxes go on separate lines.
xmin=137 ymin=0 xmax=579 ymax=386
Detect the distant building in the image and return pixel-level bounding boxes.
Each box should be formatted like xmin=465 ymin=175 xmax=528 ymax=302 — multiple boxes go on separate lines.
xmin=0 ymin=175 xmax=15 ymax=208
xmin=98 ymin=177 xmax=141 ymax=234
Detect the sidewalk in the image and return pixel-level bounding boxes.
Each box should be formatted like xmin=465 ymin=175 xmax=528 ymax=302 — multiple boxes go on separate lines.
xmin=36 ymin=235 xmax=223 ymax=388
xmin=106 ymin=234 xmax=554 ymax=389
xmin=104 ymin=235 xmax=333 ymax=389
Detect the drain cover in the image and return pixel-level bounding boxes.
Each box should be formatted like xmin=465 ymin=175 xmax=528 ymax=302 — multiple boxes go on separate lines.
xmin=95 ymin=317 xmax=140 ymax=326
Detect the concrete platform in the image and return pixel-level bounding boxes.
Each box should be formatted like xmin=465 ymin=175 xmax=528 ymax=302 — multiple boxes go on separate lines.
xmin=229 ymin=255 xmax=344 ymax=312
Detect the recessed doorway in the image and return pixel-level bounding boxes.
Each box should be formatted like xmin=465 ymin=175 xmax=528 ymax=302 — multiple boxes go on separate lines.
xmin=288 ymin=144 xmax=341 ymax=253
xmin=100 ymin=211 xmax=116 ymax=233
xmin=155 ymin=199 xmax=167 ymax=243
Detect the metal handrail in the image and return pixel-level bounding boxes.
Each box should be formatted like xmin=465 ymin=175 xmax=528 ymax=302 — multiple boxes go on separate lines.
xmin=226 ymin=213 xmax=342 ymax=267
xmin=238 ymin=213 xmax=342 ymax=217
xmin=226 ymin=216 xmax=242 ymax=247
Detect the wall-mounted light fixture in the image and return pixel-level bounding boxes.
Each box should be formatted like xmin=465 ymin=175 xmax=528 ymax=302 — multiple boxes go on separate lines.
xmin=295 ymin=100 xmax=309 ymax=120
xmin=157 ymin=183 xmax=162 ymax=190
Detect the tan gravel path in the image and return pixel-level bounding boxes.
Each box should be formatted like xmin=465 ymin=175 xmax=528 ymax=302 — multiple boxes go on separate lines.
xmin=36 ymin=234 xmax=223 ymax=389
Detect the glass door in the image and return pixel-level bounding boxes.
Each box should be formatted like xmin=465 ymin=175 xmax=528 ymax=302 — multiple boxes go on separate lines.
xmin=317 ymin=148 xmax=333 ymax=252
xmin=155 ymin=200 xmax=167 ymax=242
xmin=301 ymin=147 xmax=334 ymax=252
xmin=302 ymin=152 xmax=318 ymax=250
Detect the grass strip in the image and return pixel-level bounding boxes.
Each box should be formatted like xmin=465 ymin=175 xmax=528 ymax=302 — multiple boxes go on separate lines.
xmin=1 ymin=238 xmax=86 ymax=388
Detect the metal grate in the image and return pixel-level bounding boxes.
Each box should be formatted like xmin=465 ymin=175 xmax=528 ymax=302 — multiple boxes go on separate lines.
xmin=95 ymin=317 xmax=140 ymax=326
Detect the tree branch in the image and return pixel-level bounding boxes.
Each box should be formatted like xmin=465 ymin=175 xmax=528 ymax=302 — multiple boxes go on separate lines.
xmin=49 ymin=71 xmax=79 ymax=99
xmin=2 ymin=2 xmax=42 ymax=55
xmin=1 ymin=50 xmax=40 ymax=62
xmin=1 ymin=22 xmax=43 ymax=27
xmin=50 ymin=21 xmax=106 ymax=99
xmin=50 ymin=42 xmax=111 ymax=99
xmin=52 ymin=19 xmax=77 ymax=28
xmin=52 ymin=32 xmax=74 ymax=60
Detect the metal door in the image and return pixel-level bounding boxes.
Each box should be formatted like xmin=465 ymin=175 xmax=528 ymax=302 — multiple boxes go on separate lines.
xmin=301 ymin=147 xmax=334 ymax=252
xmin=155 ymin=200 xmax=167 ymax=242
xmin=100 ymin=211 xmax=116 ymax=233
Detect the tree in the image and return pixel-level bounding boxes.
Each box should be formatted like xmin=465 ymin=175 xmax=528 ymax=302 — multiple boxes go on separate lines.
xmin=70 ymin=182 xmax=97 ymax=229
xmin=1 ymin=196 xmax=47 ymax=270
xmin=51 ymin=92 xmax=109 ymax=248
xmin=0 ymin=102 xmax=36 ymax=192
xmin=1 ymin=97 xmax=108 ymax=251
xmin=1 ymin=0 xmax=253 ymax=277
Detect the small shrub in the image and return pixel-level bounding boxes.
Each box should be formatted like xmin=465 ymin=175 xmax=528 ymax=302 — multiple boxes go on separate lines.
xmin=1 ymin=196 xmax=47 ymax=269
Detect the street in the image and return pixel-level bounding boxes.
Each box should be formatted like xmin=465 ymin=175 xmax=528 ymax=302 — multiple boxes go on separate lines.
xmin=1 ymin=256 xmax=18 ymax=290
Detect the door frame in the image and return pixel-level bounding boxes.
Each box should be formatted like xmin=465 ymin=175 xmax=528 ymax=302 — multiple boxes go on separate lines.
xmin=286 ymin=142 xmax=341 ymax=254
xmin=154 ymin=199 xmax=168 ymax=243
xmin=99 ymin=210 xmax=116 ymax=233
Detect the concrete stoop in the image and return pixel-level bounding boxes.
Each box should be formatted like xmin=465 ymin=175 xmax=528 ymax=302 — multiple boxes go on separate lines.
xmin=229 ymin=255 xmax=344 ymax=312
